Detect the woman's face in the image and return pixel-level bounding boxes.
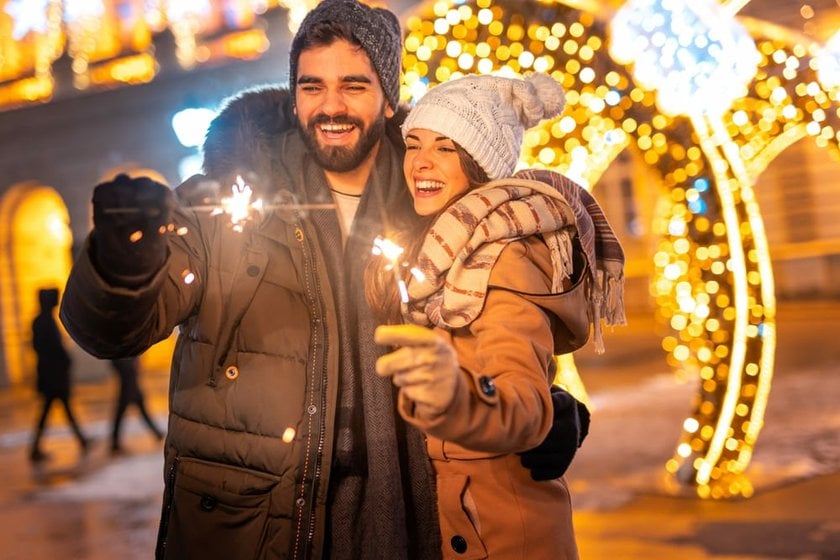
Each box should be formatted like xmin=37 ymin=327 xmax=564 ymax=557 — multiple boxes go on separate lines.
xmin=403 ymin=128 xmax=471 ymax=216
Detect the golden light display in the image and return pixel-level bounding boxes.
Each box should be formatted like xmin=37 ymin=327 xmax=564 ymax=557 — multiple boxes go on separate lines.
xmin=401 ymin=0 xmax=839 ymax=499
xmin=0 ymin=0 xmax=303 ymax=110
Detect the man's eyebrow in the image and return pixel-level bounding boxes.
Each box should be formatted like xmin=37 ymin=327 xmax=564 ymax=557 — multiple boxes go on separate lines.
xmin=296 ymin=75 xmax=374 ymax=85
xmin=341 ymin=75 xmax=373 ymax=84
xmin=297 ymin=75 xmax=322 ymax=85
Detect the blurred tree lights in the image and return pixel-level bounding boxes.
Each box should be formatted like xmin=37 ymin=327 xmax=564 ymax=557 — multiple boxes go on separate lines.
xmin=815 ymin=29 xmax=840 ymax=91
xmin=402 ymin=0 xmax=839 ymax=499
xmin=0 ymin=0 xmax=308 ymax=109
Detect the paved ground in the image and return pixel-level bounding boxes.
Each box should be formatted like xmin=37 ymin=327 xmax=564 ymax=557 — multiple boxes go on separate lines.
xmin=0 ymin=300 xmax=837 ymax=559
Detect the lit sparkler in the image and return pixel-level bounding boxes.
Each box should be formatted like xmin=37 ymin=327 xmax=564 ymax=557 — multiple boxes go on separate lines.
xmin=211 ymin=175 xmax=262 ymax=232
xmin=103 ymin=174 xmax=335 ymax=234
xmin=371 ymin=236 xmax=425 ymax=304
xmin=204 ymin=175 xmax=335 ymax=230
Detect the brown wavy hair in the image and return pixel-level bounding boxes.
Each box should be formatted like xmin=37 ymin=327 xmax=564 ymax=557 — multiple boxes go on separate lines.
xmin=365 ymin=141 xmax=490 ymax=323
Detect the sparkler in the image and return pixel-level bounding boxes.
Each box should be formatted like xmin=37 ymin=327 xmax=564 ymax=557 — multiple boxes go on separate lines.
xmin=371 ymin=236 xmax=425 ymax=304
xmin=103 ymin=174 xmax=336 ymax=286
xmin=212 ymin=175 xmax=261 ymax=232
xmin=103 ymin=174 xmax=336 ymax=234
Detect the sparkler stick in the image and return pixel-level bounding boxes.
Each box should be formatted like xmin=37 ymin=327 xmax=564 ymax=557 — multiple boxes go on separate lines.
xmin=102 ymin=203 xmax=335 ymax=213
xmin=372 ymin=236 xmax=408 ymax=303
xmin=371 ymin=236 xmax=425 ymax=304
xmin=103 ymin=175 xmax=336 ymax=287
xmin=102 ymin=208 xmax=163 ymax=216
xmin=102 ymin=174 xmax=336 ymax=233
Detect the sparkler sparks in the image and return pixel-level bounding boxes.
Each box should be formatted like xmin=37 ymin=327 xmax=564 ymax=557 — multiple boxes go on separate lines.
xmin=212 ymin=175 xmax=262 ymax=232
xmin=104 ymin=174 xmax=336 ymax=236
xmin=372 ymin=236 xmax=425 ymax=304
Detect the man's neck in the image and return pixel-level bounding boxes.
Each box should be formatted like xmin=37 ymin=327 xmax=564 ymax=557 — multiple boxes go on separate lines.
xmin=324 ymin=141 xmax=381 ymax=196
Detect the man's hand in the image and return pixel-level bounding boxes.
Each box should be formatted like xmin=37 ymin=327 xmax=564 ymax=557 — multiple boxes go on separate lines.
xmin=519 ymin=385 xmax=590 ymax=481
xmin=91 ymin=174 xmax=176 ymax=285
xmin=375 ymin=324 xmax=460 ymax=419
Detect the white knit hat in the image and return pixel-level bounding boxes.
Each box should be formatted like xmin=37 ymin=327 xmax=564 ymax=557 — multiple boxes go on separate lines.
xmin=402 ymin=73 xmax=566 ymax=179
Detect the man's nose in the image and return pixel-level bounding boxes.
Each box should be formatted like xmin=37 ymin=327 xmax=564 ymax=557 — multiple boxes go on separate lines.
xmin=320 ymin=89 xmax=348 ymax=115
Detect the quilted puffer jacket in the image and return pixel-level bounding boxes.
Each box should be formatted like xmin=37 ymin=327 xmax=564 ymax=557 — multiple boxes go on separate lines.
xmin=60 ymin=87 xmax=427 ymax=560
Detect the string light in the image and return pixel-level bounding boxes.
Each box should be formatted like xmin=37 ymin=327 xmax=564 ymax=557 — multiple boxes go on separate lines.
xmin=0 ymin=0 xmax=288 ymax=108
xmin=815 ymin=29 xmax=840 ymax=91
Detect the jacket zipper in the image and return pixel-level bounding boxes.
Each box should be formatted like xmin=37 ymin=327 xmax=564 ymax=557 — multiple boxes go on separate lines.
xmin=155 ymin=457 xmax=178 ymax=559
xmin=291 ymin=222 xmax=328 ymax=560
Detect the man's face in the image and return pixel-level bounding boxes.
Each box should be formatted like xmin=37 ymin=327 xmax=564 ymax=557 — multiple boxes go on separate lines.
xmin=295 ymin=39 xmax=395 ymax=173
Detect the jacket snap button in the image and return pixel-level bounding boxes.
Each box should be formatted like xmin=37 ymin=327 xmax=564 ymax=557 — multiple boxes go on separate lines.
xmin=295 ymin=227 xmax=304 ymax=242
xmin=478 ymin=375 xmax=496 ymax=397
xmin=200 ymin=495 xmax=217 ymax=512
xmin=307 ymin=405 xmax=317 ymax=415
xmin=450 ymin=535 xmax=468 ymax=554
xmin=225 ymin=366 xmax=239 ymax=380
xmin=295 ymin=497 xmax=305 ymax=508
xmin=246 ymin=265 xmax=260 ymax=277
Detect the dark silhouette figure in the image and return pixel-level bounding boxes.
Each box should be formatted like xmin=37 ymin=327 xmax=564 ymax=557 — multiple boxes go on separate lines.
xmin=30 ymin=288 xmax=89 ymax=462
xmin=109 ymin=356 xmax=163 ymax=454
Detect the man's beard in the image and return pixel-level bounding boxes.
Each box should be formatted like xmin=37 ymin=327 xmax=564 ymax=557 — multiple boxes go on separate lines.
xmin=300 ymin=113 xmax=387 ymax=173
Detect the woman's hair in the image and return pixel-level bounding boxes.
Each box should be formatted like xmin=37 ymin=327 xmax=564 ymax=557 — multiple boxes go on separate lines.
xmin=365 ymin=139 xmax=490 ymax=323
xmin=457 ymin=142 xmax=491 ymax=187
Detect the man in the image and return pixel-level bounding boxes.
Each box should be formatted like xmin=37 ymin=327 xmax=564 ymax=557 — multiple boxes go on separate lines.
xmin=60 ymin=1 xmax=586 ymax=558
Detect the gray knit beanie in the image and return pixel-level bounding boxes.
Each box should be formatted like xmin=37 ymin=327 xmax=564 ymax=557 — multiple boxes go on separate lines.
xmin=289 ymin=0 xmax=402 ymax=110
xmin=402 ymin=73 xmax=567 ymax=179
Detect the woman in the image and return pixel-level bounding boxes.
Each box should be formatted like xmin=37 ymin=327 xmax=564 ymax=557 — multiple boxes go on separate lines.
xmin=370 ymin=73 xmax=625 ymax=559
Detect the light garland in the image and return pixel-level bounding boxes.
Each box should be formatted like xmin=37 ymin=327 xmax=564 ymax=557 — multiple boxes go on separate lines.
xmin=815 ymin=29 xmax=840 ymax=91
xmin=0 ymin=0 xmax=289 ymax=107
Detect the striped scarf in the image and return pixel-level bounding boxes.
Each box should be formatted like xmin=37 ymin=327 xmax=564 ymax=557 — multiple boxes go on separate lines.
xmin=405 ymin=173 xmax=625 ymax=353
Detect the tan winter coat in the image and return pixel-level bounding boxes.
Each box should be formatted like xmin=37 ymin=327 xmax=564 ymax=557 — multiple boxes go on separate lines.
xmin=398 ymin=236 xmax=586 ymax=560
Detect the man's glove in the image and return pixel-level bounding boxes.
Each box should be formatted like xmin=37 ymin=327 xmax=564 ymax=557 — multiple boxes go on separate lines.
xmin=91 ymin=174 xmax=175 ymax=286
xmin=519 ymin=385 xmax=591 ymax=481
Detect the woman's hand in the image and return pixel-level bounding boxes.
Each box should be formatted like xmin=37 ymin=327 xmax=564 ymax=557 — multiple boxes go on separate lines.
xmin=375 ymin=324 xmax=461 ymax=419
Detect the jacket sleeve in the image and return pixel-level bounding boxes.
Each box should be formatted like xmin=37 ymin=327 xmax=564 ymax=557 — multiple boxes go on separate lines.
xmin=397 ymin=238 xmax=557 ymax=454
xmin=60 ymin=204 xmax=206 ymax=359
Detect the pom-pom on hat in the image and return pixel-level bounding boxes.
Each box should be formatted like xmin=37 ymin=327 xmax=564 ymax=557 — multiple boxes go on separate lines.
xmin=289 ymin=0 xmax=403 ymax=110
xmin=402 ymin=73 xmax=566 ymax=180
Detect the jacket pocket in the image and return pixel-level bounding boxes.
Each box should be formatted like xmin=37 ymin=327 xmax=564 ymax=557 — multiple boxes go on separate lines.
xmin=161 ymin=457 xmax=293 ymax=560
xmin=437 ymin=474 xmax=488 ymax=560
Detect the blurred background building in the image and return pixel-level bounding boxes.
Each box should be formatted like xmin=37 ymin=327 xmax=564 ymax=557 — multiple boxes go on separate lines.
xmin=0 ymin=0 xmax=838 ymax=498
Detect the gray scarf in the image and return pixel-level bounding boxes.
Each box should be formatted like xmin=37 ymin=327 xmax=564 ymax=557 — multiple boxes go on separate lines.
xmin=293 ymin=134 xmax=441 ymax=560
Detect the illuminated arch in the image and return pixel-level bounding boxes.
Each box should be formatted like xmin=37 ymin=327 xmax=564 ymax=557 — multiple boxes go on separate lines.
xmin=0 ymin=182 xmax=73 ymax=387
xmin=401 ymin=0 xmax=838 ymax=499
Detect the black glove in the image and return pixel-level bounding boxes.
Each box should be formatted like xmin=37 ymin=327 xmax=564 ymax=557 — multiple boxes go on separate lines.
xmin=519 ymin=385 xmax=591 ymax=481
xmin=91 ymin=174 xmax=175 ymax=286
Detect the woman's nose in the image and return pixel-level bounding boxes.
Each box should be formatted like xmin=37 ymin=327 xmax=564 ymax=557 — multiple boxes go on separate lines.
xmin=413 ymin=149 xmax=432 ymax=170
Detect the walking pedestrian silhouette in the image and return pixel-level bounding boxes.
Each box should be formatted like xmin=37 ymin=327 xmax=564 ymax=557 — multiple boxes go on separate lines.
xmin=109 ymin=356 xmax=164 ymax=454
xmin=29 ymin=288 xmax=89 ymax=462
